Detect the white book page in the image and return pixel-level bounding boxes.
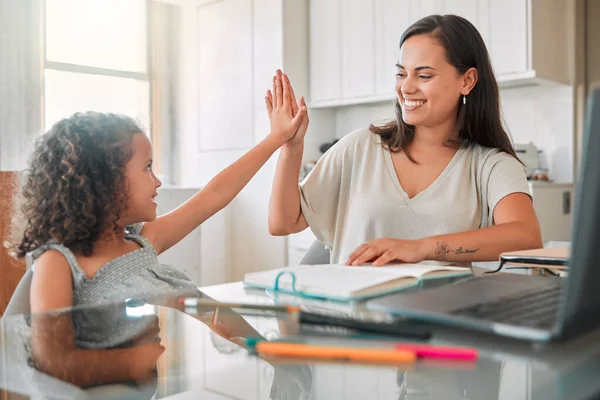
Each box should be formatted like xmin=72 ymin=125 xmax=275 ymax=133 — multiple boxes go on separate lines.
xmin=243 ymin=263 xmax=470 ymax=298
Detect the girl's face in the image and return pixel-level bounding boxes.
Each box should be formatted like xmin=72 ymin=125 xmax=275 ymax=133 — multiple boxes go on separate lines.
xmin=395 ymin=34 xmax=469 ymax=129
xmin=122 ymin=133 xmax=162 ymax=224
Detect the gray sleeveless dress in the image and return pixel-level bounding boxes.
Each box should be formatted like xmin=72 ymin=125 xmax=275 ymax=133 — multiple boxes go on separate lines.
xmin=28 ymin=226 xmax=200 ymax=349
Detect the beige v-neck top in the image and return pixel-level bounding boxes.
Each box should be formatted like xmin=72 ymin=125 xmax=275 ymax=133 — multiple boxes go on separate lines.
xmin=299 ymin=128 xmax=530 ymax=263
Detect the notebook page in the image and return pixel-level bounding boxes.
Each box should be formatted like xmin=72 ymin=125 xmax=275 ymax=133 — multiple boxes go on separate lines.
xmin=373 ymin=264 xmax=470 ymax=278
xmin=244 ymin=263 xmax=469 ymax=298
xmin=288 ymin=265 xmax=410 ymax=296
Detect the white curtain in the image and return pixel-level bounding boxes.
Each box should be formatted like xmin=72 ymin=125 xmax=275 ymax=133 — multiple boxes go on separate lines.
xmin=0 ymin=0 xmax=44 ymax=171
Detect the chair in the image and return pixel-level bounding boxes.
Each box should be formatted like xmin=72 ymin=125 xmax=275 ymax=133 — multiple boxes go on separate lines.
xmin=3 ymin=268 xmax=33 ymax=316
xmin=298 ymin=240 xmax=330 ymax=265
xmin=0 ymin=171 xmax=26 ymax=316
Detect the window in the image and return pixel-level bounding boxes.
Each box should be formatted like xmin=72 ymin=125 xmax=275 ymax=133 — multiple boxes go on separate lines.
xmin=43 ymin=0 xmax=150 ymax=134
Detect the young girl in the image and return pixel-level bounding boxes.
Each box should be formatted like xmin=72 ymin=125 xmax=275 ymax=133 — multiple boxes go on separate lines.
xmin=10 ymin=72 xmax=306 ymax=387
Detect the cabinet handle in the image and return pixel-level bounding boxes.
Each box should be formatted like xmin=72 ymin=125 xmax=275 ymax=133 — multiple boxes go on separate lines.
xmin=563 ymin=191 xmax=571 ymax=214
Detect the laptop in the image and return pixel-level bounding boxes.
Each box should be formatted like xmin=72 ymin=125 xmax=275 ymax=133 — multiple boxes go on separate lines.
xmin=366 ymin=88 xmax=600 ymax=342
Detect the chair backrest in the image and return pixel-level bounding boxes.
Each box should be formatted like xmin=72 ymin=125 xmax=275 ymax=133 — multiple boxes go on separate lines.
xmin=3 ymin=268 xmax=32 ymax=316
xmin=299 ymin=240 xmax=331 ymax=265
xmin=0 ymin=171 xmax=26 ymax=316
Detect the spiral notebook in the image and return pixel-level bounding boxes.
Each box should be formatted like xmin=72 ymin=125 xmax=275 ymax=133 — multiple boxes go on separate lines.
xmin=243 ymin=263 xmax=472 ymax=302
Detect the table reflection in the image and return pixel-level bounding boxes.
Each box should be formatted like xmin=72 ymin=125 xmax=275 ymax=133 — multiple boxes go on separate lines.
xmin=0 ymin=288 xmax=598 ymax=400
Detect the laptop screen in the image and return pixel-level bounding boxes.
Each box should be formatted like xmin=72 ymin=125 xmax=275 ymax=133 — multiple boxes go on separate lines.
xmin=559 ymin=88 xmax=600 ymax=338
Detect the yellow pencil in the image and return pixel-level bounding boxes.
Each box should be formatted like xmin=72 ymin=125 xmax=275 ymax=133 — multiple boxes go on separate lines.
xmin=255 ymin=342 xmax=417 ymax=364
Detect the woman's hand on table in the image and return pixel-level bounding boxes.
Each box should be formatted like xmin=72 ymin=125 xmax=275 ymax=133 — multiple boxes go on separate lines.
xmin=346 ymin=238 xmax=429 ymax=266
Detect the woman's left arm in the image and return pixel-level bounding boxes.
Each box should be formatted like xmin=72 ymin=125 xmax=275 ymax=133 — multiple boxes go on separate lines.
xmin=347 ymin=193 xmax=543 ymax=266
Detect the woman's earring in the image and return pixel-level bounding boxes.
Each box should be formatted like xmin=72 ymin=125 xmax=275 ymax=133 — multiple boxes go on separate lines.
xmin=463 ymin=95 xmax=467 ymax=105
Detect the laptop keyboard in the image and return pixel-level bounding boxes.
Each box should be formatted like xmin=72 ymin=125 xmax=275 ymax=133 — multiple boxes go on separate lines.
xmin=451 ymin=284 xmax=561 ymax=330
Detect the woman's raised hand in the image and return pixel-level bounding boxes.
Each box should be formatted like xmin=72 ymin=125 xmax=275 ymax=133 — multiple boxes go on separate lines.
xmin=265 ymin=69 xmax=308 ymax=146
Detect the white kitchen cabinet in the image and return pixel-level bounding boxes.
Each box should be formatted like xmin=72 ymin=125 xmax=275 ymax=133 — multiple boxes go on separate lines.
xmin=490 ymin=0 xmax=569 ymax=86
xmin=310 ymin=0 xmax=402 ymax=107
xmin=444 ymin=0 xmax=530 ymax=80
xmin=374 ymin=0 xmax=412 ymax=96
xmin=309 ymin=0 xmax=342 ymax=104
xmin=476 ymin=1 xmax=491 ymax=49
xmin=308 ymin=0 xmax=570 ymax=108
xmin=443 ymin=0 xmax=479 ymax=34
xmin=155 ymin=189 xmax=202 ymax=284
xmin=156 ymin=188 xmax=228 ymax=286
xmin=488 ymin=0 xmax=528 ymax=77
xmin=341 ymin=0 xmax=376 ymax=99
xmin=445 ymin=0 xmax=569 ymax=86
xmin=197 ymin=0 xmax=254 ymax=151
xmin=410 ymin=0 xmax=444 ymax=21
xmin=529 ymin=182 xmax=574 ymax=242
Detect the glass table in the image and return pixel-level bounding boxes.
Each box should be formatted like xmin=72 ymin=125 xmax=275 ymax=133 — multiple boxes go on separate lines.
xmin=1 ymin=281 xmax=599 ymax=400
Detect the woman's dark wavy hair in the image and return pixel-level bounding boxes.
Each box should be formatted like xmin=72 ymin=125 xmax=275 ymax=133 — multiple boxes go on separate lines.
xmin=371 ymin=14 xmax=519 ymax=161
xmin=12 ymin=111 xmax=144 ymax=258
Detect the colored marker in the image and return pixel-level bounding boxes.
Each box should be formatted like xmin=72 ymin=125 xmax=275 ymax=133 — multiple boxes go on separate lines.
xmin=253 ymin=341 xmax=416 ymax=364
xmin=395 ymin=344 xmax=478 ymax=360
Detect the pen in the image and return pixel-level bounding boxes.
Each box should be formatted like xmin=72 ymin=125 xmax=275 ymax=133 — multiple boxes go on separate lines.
xmin=395 ymin=343 xmax=478 ymax=360
xmin=254 ymin=341 xmax=417 ymax=364
xmin=299 ymin=312 xmax=432 ymax=339
xmin=179 ymin=297 xmax=301 ymax=314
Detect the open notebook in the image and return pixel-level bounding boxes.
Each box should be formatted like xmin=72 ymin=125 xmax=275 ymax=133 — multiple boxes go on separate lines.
xmin=243 ymin=263 xmax=472 ymax=302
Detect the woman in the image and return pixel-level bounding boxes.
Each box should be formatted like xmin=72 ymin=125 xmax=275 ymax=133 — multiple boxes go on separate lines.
xmin=267 ymin=14 xmax=542 ymax=266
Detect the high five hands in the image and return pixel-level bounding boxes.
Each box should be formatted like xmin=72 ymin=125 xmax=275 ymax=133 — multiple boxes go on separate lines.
xmin=265 ymin=69 xmax=309 ymax=147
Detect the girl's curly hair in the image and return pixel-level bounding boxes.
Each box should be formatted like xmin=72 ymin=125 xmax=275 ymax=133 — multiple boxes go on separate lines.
xmin=11 ymin=111 xmax=145 ymax=258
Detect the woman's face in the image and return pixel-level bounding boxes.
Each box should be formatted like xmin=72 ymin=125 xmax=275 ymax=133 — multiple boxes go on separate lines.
xmin=395 ymin=34 xmax=466 ymax=129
